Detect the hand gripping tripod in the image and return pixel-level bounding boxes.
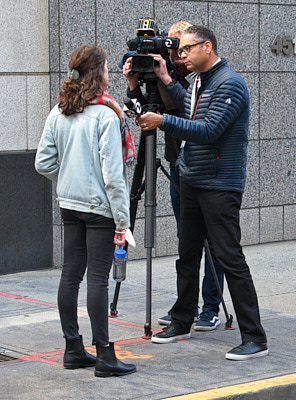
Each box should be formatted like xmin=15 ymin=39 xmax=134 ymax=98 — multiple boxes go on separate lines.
xmin=110 ymin=77 xmax=233 ymax=338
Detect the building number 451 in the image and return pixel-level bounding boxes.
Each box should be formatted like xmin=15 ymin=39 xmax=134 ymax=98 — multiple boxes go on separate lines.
xmin=270 ymin=35 xmax=296 ymax=55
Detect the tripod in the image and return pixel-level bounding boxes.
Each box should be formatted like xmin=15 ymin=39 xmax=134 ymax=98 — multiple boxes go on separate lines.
xmin=110 ymin=78 xmax=234 ymax=336
xmin=110 ymin=77 xmax=162 ymax=338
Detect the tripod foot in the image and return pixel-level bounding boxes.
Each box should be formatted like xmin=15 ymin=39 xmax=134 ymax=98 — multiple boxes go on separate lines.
xmin=224 ymin=314 xmax=235 ymax=330
xmin=109 ymin=303 xmax=118 ymax=318
xmin=109 ymin=311 xmax=118 ymax=318
xmin=142 ymin=323 xmax=152 ymax=340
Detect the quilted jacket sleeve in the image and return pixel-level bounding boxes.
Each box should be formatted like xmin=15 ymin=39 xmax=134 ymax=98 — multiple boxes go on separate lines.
xmin=160 ymin=78 xmax=248 ymax=145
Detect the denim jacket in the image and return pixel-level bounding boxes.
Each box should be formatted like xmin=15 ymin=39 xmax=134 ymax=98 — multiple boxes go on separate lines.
xmin=35 ymin=104 xmax=130 ymax=229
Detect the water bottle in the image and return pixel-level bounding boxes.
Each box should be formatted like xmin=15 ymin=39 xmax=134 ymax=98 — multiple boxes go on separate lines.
xmin=112 ymin=245 xmax=127 ymax=282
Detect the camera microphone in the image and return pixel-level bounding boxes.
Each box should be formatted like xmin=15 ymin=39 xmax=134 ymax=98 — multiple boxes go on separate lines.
xmin=123 ymin=98 xmax=142 ymax=118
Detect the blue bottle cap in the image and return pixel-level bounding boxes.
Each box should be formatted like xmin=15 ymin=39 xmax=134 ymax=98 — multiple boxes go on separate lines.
xmin=114 ymin=245 xmax=126 ymax=258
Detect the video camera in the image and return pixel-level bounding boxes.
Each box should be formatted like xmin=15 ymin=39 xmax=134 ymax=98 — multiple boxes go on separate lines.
xmin=125 ymin=18 xmax=179 ymax=73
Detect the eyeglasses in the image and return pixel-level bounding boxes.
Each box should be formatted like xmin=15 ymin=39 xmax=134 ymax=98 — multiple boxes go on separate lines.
xmin=177 ymin=41 xmax=206 ymax=57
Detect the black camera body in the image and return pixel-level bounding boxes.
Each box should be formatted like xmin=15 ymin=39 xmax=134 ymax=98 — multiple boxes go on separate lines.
xmin=127 ymin=18 xmax=179 ymax=73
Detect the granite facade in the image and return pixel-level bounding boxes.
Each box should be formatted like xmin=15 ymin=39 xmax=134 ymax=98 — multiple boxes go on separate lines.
xmin=0 ymin=0 xmax=295 ymax=272
xmin=0 ymin=0 xmax=51 ymax=273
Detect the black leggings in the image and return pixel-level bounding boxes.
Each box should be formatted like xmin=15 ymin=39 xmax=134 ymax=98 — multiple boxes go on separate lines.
xmin=58 ymin=209 xmax=115 ymax=345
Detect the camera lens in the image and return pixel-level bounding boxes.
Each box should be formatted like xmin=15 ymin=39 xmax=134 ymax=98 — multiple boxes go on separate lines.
xmin=131 ymin=54 xmax=154 ymax=73
xmin=139 ymin=57 xmax=153 ymax=69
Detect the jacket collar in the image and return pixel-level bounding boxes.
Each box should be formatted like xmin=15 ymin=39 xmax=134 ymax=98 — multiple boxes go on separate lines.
xmin=185 ymin=58 xmax=228 ymax=86
xmin=200 ymin=58 xmax=227 ymax=84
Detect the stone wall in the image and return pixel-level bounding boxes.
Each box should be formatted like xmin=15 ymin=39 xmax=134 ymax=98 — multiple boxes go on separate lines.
xmin=0 ymin=0 xmax=52 ymax=273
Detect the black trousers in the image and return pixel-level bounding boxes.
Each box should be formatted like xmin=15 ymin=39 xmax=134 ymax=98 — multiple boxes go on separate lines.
xmin=171 ymin=180 xmax=267 ymax=344
xmin=58 ymin=209 xmax=115 ymax=345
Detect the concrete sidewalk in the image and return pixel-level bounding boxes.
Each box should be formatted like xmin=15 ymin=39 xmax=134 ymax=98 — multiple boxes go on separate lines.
xmin=0 ymin=240 xmax=296 ymax=400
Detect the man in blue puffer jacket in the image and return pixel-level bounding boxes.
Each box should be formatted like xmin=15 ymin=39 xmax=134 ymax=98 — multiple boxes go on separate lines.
xmin=137 ymin=25 xmax=268 ymax=361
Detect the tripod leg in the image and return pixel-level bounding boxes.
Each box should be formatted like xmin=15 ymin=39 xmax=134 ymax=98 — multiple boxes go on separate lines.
xmin=129 ymin=133 xmax=146 ymax=232
xmin=109 ymin=282 xmax=120 ymax=317
xmin=204 ymin=239 xmax=234 ymax=329
xmin=142 ymin=132 xmax=156 ymax=339
xmin=109 ymin=133 xmax=146 ymax=317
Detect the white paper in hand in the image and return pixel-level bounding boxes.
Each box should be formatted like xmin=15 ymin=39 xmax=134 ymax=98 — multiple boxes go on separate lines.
xmin=125 ymin=228 xmax=136 ymax=247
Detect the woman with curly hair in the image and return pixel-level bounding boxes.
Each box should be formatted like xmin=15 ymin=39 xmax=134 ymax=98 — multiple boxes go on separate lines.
xmin=35 ymin=44 xmax=136 ymax=377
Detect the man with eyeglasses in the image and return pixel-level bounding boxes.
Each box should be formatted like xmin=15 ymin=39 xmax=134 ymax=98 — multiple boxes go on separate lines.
xmin=122 ymin=21 xmax=224 ymax=333
xmin=137 ymin=25 xmax=268 ymax=361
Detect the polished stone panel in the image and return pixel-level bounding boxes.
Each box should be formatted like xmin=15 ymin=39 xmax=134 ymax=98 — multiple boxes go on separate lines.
xmin=49 ymin=0 xmax=60 ymax=72
xmin=0 ymin=0 xmax=49 ymax=72
xmin=260 ymin=206 xmax=284 ymax=243
xmin=240 ymin=208 xmax=260 ymax=246
xmin=209 ymin=3 xmax=259 ymax=72
xmin=242 ymin=140 xmax=260 ymax=209
xmin=49 ymin=73 xmax=61 ymax=108
xmin=242 ymin=72 xmax=259 ymax=141
xmin=260 ymin=73 xmax=296 ymax=140
xmin=59 ymin=0 xmax=96 ymax=71
xmin=27 ymin=75 xmax=51 ymax=150
xmin=155 ymin=215 xmax=178 ymax=257
xmin=260 ymin=139 xmax=296 ymax=206
xmin=284 ymin=205 xmax=296 ymax=240
xmin=155 ymin=1 xmax=208 ymax=29
xmin=0 ymin=76 xmax=27 ymax=151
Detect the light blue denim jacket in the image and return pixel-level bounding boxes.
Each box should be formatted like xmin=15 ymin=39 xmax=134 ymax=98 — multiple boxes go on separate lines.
xmin=35 ymin=104 xmax=130 ymax=229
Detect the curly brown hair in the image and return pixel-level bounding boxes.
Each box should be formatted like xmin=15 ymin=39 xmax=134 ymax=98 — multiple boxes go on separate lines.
xmin=58 ymin=45 xmax=106 ymax=116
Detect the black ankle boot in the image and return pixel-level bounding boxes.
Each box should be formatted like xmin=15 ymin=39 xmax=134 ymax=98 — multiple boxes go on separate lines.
xmin=95 ymin=342 xmax=136 ymax=377
xmin=63 ymin=335 xmax=96 ymax=369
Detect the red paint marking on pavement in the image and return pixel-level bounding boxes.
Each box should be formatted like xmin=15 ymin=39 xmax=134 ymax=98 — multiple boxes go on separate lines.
xmin=109 ymin=318 xmax=161 ymax=332
xmin=19 ymin=355 xmax=60 ymax=365
xmin=0 ymin=291 xmax=58 ymax=308
xmin=115 ymin=338 xmax=148 ymax=345
xmin=28 ymin=350 xmax=64 ymax=357
xmin=1 ymin=290 xmax=162 ymax=332
xmin=1 ymin=292 xmax=162 ymax=365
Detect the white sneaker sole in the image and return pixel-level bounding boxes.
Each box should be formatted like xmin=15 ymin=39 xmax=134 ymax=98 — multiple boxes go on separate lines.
xmin=225 ymin=349 xmax=269 ymax=361
xmin=151 ymin=332 xmax=191 ymax=344
xmin=194 ymin=320 xmax=221 ymax=331
xmin=158 ymin=319 xmax=171 ymax=326
xmin=158 ymin=316 xmax=199 ymax=326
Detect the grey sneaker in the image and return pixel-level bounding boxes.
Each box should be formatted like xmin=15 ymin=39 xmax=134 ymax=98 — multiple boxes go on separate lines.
xmin=194 ymin=310 xmax=220 ymax=331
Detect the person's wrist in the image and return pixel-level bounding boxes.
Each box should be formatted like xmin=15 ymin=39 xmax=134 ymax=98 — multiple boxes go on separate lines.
xmin=128 ymin=81 xmax=138 ymax=91
xmin=162 ymin=75 xmax=172 ymax=85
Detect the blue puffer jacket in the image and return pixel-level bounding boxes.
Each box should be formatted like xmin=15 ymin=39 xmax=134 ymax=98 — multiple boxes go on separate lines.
xmin=160 ymin=58 xmax=249 ymax=193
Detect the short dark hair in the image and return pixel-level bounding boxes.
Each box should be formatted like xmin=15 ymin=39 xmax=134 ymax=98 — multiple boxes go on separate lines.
xmin=184 ymin=25 xmax=218 ymax=55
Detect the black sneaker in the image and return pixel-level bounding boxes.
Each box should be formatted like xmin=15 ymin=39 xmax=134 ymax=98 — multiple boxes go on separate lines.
xmin=151 ymin=325 xmax=191 ymax=344
xmin=225 ymin=341 xmax=268 ymax=361
xmin=194 ymin=310 xmax=220 ymax=331
xmin=158 ymin=313 xmax=199 ymax=326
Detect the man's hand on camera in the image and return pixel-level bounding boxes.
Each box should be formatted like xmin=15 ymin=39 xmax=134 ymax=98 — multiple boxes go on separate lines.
xmin=136 ymin=112 xmax=162 ymax=131
xmin=122 ymin=57 xmax=138 ymax=91
xmin=149 ymin=54 xmax=172 ymax=85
